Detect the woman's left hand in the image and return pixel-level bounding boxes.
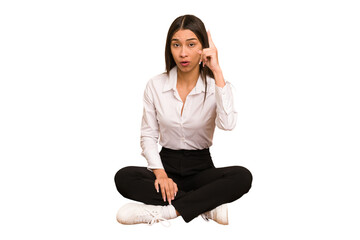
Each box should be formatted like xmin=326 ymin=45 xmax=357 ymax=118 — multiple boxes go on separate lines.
xmin=198 ymin=31 xmax=226 ymax=87
xmin=198 ymin=31 xmax=221 ymax=74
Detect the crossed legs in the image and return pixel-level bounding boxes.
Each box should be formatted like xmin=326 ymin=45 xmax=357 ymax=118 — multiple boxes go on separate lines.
xmin=114 ymin=165 xmax=252 ymax=223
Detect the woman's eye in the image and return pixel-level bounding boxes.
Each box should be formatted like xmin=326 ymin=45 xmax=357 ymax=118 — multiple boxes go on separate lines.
xmin=189 ymin=43 xmax=195 ymax=47
xmin=173 ymin=43 xmax=180 ymax=47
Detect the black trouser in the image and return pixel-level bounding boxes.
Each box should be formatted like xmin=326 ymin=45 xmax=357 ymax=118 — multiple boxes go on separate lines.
xmin=114 ymin=147 xmax=252 ymax=223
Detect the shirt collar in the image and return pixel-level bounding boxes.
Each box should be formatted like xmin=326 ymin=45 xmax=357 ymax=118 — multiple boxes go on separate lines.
xmin=162 ymin=67 xmax=177 ymax=92
xmin=162 ymin=66 xmax=214 ymax=95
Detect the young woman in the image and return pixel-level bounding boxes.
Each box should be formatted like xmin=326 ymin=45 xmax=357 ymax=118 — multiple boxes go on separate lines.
xmin=114 ymin=14 xmax=252 ymax=225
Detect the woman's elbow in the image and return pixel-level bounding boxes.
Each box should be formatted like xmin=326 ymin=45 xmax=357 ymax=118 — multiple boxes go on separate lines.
xmin=216 ymin=115 xmax=237 ymax=131
xmin=220 ymin=122 xmax=237 ymax=131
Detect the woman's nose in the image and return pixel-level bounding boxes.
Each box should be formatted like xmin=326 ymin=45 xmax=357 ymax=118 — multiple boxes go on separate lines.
xmin=180 ymin=47 xmax=187 ymax=57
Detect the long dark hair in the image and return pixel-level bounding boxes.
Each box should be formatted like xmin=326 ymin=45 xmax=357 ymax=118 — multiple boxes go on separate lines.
xmin=165 ymin=15 xmax=214 ymax=100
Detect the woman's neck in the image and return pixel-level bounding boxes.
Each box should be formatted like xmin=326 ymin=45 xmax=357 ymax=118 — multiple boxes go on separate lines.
xmin=176 ymin=66 xmax=200 ymax=89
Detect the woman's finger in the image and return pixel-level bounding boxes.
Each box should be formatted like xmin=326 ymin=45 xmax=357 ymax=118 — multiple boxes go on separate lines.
xmin=169 ymin=180 xmax=177 ymax=199
xmin=201 ymin=50 xmax=208 ymax=67
xmin=160 ymin=181 xmax=167 ymax=202
xmin=173 ymin=182 xmax=178 ymax=198
xmin=166 ymin=181 xmax=173 ymax=205
xmin=207 ymin=30 xmax=215 ymax=48
xmin=202 ymin=48 xmax=216 ymax=57
xmin=201 ymin=47 xmax=219 ymax=69
xmin=155 ymin=177 xmax=178 ymax=204
xmin=198 ymin=50 xmax=203 ymax=64
xmin=154 ymin=179 xmax=159 ymax=193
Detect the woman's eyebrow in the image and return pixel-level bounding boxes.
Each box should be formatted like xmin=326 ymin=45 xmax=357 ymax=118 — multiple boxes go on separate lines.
xmin=171 ymin=38 xmax=198 ymax=41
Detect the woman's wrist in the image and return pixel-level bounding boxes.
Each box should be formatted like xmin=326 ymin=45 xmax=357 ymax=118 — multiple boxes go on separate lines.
xmin=212 ymin=68 xmax=225 ymax=88
xmin=153 ymin=169 xmax=168 ymax=179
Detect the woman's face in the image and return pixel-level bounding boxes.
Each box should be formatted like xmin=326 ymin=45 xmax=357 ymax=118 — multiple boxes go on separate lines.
xmin=170 ymin=29 xmax=202 ymax=73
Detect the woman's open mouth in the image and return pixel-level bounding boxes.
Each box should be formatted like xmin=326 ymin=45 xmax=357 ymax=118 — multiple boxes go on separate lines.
xmin=180 ymin=61 xmax=190 ymax=67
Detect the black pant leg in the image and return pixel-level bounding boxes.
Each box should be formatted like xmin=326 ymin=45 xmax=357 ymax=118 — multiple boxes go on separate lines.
xmin=172 ymin=166 xmax=252 ymax=222
xmin=114 ymin=166 xmax=168 ymax=206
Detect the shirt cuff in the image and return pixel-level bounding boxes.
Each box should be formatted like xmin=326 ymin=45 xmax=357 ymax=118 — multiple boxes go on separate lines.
xmin=142 ymin=151 xmax=164 ymax=170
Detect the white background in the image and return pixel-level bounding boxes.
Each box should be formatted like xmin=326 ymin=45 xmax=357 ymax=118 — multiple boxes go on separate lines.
xmin=1 ymin=0 xmax=359 ymax=239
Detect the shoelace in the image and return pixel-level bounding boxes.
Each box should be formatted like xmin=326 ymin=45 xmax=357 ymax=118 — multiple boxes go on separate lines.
xmin=144 ymin=209 xmax=171 ymax=227
xmin=201 ymin=212 xmax=210 ymax=221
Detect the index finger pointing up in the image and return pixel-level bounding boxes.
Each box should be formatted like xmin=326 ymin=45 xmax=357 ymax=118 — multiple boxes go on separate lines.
xmin=207 ymin=30 xmax=215 ymax=48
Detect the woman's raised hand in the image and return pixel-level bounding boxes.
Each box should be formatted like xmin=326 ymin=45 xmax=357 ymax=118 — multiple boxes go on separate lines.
xmin=153 ymin=169 xmax=178 ymax=205
xmin=198 ymin=30 xmax=226 ymax=87
xmin=198 ymin=30 xmax=221 ymax=74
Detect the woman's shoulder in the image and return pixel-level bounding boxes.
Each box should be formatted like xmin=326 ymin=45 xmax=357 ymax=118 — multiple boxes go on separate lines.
xmin=148 ymin=71 xmax=168 ymax=84
xmin=144 ymin=71 xmax=169 ymax=93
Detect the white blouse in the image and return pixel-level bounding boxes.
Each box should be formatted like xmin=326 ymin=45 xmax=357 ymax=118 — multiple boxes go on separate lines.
xmin=140 ymin=67 xmax=237 ymax=169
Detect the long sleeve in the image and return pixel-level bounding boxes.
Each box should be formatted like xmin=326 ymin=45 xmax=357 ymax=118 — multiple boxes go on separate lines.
xmin=214 ymin=82 xmax=238 ymax=130
xmin=140 ymin=82 xmax=164 ymax=170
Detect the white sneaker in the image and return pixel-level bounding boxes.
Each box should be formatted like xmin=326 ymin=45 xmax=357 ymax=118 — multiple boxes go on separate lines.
xmin=201 ymin=204 xmax=228 ymax=225
xmin=116 ymin=203 xmax=170 ymax=227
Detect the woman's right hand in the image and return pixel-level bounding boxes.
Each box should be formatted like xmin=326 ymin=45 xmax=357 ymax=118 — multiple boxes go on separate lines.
xmin=153 ymin=169 xmax=178 ymax=205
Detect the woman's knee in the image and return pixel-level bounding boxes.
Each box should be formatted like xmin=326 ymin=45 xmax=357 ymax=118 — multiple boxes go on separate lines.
xmin=114 ymin=166 xmax=135 ymax=196
xmin=114 ymin=166 xmax=132 ymax=182
xmin=232 ymin=166 xmax=253 ymax=193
